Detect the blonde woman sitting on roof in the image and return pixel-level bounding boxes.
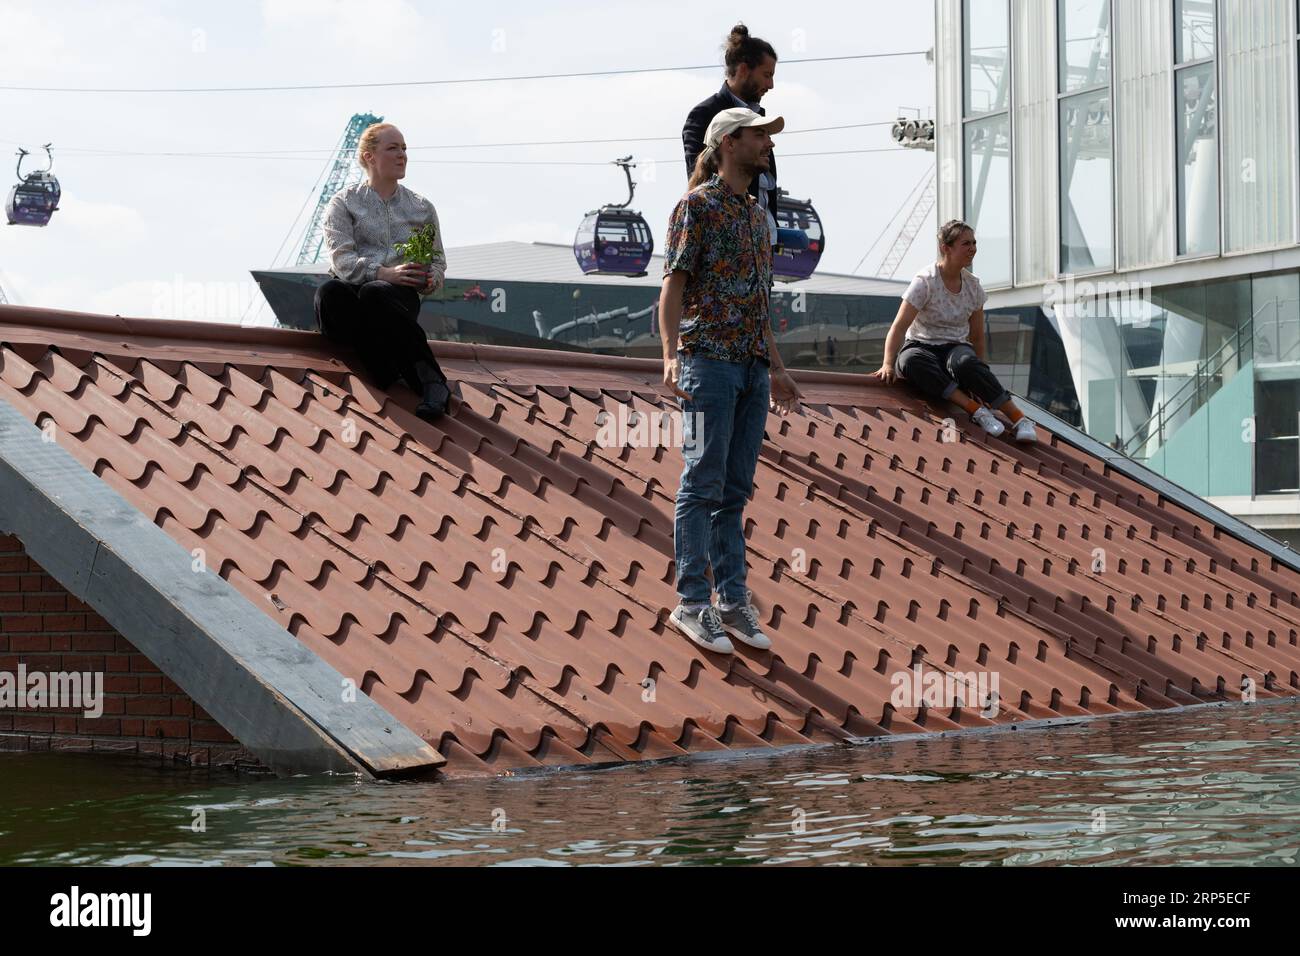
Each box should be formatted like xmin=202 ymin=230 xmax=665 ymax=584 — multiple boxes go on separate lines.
xmin=873 ymin=220 xmax=1036 ymax=443
xmin=315 ymin=122 xmax=452 ymax=421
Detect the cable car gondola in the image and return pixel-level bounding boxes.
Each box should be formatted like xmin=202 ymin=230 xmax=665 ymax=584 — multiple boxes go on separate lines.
xmin=573 ymin=156 xmax=654 ymax=278
xmin=773 ymin=190 xmax=824 ymax=283
xmin=5 ymin=145 xmax=60 ymax=228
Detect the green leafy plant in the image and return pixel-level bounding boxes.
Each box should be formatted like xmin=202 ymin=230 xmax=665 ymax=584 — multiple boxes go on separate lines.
xmin=394 ymin=223 xmax=438 ymax=264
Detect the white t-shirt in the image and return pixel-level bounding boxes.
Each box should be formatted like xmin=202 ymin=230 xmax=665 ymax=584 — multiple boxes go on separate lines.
xmin=901 ymin=263 xmax=987 ymax=344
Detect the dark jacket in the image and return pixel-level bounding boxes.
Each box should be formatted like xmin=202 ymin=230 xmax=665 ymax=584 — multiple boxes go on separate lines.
xmin=682 ymin=82 xmax=779 ymax=215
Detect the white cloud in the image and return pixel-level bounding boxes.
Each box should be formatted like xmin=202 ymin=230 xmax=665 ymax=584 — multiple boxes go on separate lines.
xmin=50 ymin=193 xmax=149 ymax=246
xmin=2 ymin=2 xmax=936 ymax=315
xmin=261 ymin=0 xmax=432 ymax=58
xmin=0 ymin=5 xmax=72 ymax=74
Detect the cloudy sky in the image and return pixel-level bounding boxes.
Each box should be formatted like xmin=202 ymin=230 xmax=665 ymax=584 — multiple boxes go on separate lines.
xmin=0 ymin=0 xmax=936 ymax=323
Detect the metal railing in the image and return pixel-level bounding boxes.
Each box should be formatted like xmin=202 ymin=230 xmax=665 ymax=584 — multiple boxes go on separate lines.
xmin=1118 ymin=299 xmax=1282 ymax=460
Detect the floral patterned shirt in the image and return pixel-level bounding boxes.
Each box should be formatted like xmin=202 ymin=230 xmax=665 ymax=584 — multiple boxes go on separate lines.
xmin=663 ymin=174 xmax=771 ymax=362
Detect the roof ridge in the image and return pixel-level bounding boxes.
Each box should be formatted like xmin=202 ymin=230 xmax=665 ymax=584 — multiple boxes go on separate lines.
xmin=0 ymin=303 xmax=888 ymax=386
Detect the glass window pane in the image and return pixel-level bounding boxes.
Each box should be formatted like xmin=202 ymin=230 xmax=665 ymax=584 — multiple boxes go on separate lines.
xmin=1080 ymin=298 xmax=1122 ymax=444
xmin=1149 ymin=283 xmax=1206 ymax=455
xmin=1059 ymin=0 xmax=1110 ymax=92
xmin=1059 ymin=89 xmax=1113 ymax=273
xmin=1203 ymin=277 xmax=1250 ymax=396
xmin=1176 ymin=0 xmax=1216 ymax=62
xmin=964 ymin=0 xmax=1009 ymax=115
xmin=965 ymin=114 xmax=1012 ymax=286
xmin=1256 ymin=380 xmax=1300 ymax=494
xmin=1176 ymin=62 xmax=1218 ymax=256
xmin=1252 ymin=272 xmax=1300 ymax=365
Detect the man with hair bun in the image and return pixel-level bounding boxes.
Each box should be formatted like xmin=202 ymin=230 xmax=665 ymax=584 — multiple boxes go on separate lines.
xmin=683 ymin=23 xmax=780 ymax=244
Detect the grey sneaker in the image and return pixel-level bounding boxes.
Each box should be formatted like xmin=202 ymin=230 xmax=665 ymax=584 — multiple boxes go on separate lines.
xmin=719 ymin=603 xmax=772 ymax=650
xmin=971 ymin=406 xmax=1005 ymax=437
xmin=670 ymin=605 xmax=734 ymax=655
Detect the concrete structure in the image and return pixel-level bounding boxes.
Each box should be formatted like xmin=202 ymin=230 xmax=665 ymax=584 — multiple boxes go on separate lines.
xmin=936 ymin=0 xmax=1300 ymax=546
xmin=253 ymin=242 xmax=1076 ymax=411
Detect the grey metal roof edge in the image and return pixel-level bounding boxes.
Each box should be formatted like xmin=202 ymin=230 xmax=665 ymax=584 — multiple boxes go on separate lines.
xmin=1020 ymin=398 xmax=1300 ymax=576
xmin=0 ymin=401 xmax=443 ymax=777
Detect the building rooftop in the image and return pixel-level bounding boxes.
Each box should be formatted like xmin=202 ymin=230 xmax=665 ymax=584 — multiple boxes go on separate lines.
xmin=261 ymin=241 xmax=911 ymax=298
xmin=2 ymin=304 xmax=1298 ymax=776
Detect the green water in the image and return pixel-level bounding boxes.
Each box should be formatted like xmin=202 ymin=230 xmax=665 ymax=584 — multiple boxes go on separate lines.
xmin=3 ymin=699 xmax=1300 ymax=866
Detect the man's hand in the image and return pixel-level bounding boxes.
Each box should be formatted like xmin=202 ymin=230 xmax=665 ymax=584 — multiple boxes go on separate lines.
xmin=664 ymin=354 xmax=691 ymax=402
xmin=421 ymin=274 xmax=442 ymax=295
xmin=770 ymin=368 xmax=802 ymax=415
xmin=872 ymin=363 xmax=897 ymax=386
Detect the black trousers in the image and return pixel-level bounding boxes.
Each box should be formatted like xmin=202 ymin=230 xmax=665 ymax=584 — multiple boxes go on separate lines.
xmin=895 ymin=339 xmax=1011 ymax=407
xmin=314 ymin=278 xmax=445 ymax=390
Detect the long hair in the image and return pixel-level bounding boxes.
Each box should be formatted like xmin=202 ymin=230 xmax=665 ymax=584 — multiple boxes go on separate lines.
xmin=687 ymin=130 xmax=742 ymax=189
xmin=688 ymin=148 xmax=720 ymax=189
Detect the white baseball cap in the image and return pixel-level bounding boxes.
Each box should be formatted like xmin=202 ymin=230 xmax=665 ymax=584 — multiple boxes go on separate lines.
xmin=701 ymin=107 xmax=785 ymax=161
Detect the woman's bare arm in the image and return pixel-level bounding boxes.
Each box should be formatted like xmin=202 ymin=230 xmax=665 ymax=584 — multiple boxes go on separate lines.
xmin=874 ymin=300 xmax=919 ymax=384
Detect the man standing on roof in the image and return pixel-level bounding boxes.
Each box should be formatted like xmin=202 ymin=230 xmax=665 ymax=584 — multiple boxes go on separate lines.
xmin=661 ymin=108 xmax=803 ymax=656
xmin=683 ymin=24 xmax=780 ymax=247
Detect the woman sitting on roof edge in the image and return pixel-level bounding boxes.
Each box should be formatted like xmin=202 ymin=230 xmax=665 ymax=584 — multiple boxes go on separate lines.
xmin=872 ymin=219 xmax=1036 ymax=444
xmin=315 ymin=122 xmax=452 ymax=421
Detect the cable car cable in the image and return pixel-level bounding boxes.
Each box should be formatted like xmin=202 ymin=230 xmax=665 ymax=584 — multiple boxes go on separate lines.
xmin=0 ymin=122 xmax=896 ymax=159
xmin=0 ymin=50 xmax=930 ymax=95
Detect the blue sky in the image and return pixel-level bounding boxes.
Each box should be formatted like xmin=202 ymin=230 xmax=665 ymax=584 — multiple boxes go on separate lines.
xmin=0 ymin=0 xmax=936 ymax=322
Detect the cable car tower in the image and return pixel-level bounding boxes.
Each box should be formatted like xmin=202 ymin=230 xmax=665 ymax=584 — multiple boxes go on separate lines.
xmin=294 ymin=112 xmax=382 ymax=265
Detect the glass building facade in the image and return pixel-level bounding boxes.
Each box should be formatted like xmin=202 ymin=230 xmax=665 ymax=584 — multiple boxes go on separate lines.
xmin=936 ymin=0 xmax=1300 ymax=538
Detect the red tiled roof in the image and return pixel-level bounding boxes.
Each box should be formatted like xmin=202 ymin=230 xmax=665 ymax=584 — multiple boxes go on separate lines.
xmin=2 ymin=305 xmax=1299 ymax=775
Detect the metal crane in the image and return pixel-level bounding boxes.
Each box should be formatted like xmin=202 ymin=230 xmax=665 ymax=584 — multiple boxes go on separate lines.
xmin=854 ymin=112 xmax=936 ymax=279
xmin=294 ymin=112 xmax=382 ymax=265
xmin=878 ymin=170 xmax=936 ymax=279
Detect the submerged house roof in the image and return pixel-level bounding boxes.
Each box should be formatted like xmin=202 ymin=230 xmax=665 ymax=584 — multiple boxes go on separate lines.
xmin=1 ymin=304 xmax=1299 ymax=776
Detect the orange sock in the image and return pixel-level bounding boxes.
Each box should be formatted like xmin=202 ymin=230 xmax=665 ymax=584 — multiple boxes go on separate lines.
xmin=958 ymin=397 xmax=980 ymax=415
xmin=1000 ymin=403 xmax=1024 ymax=423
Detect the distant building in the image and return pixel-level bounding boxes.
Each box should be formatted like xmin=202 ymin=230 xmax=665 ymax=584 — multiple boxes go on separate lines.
xmin=252 ymin=241 xmax=1075 ymax=409
xmin=935 ymin=0 xmax=1300 ymax=545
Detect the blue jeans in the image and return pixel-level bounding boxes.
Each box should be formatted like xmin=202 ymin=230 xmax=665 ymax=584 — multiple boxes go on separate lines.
xmin=673 ymin=351 xmax=770 ymax=607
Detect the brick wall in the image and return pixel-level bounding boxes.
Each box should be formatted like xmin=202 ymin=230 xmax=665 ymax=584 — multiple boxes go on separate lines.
xmin=0 ymin=533 xmax=263 ymax=770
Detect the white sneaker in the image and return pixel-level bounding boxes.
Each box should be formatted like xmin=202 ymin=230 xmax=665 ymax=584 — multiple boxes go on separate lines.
xmin=1012 ymin=418 xmax=1038 ymax=443
xmin=670 ymin=605 xmax=734 ymax=655
xmin=971 ymin=406 xmax=1005 ymax=437
xmin=719 ymin=603 xmax=772 ymax=650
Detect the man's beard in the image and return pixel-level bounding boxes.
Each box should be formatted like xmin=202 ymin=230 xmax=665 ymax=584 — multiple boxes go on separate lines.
xmin=738 ymin=79 xmax=764 ymax=104
xmin=738 ymin=153 xmax=771 ymax=179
